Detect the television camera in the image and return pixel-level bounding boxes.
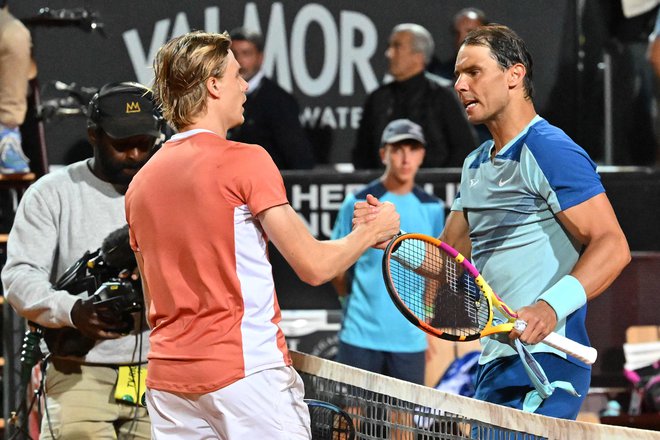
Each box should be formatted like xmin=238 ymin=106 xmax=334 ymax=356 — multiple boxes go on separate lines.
xmin=36 ymin=225 xmax=143 ymax=357
xmin=56 ymin=224 xmax=143 ymax=330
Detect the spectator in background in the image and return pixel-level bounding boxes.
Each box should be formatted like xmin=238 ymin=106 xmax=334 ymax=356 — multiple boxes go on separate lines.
xmin=352 ymin=23 xmax=477 ymax=169
xmin=228 ymin=27 xmax=315 ymax=169
xmin=604 ymin=1 xmax=659 ymax=165
xmin=332 ymin=119 xmax=444 ymax=385
xmin=428 ymin=7 xmax=491 ymax=144
xmin=429 ymin=7 xmax=489 ymax=82
xmin=0 ymin=1 xmax=33 ymax=174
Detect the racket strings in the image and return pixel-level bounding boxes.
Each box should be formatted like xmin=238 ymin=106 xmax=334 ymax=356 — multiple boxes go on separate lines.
xmin=306 ymin=401 xmax=355 ymax=440
xmin=390 ymin=238 xmax=490 ymax=338
xmin=463 ymin=273 xmax=484 ymax=327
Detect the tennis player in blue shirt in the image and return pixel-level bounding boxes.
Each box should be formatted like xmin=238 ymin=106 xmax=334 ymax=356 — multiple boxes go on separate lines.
xmin=356 ymin=24 xmax=630 ymax=420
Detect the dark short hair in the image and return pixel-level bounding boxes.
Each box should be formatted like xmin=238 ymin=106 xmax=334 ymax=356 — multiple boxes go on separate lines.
xmin=229 ymin=27 xmax=264 ymax=53
xmin=462 ymin=24 xmax=534 ymax=100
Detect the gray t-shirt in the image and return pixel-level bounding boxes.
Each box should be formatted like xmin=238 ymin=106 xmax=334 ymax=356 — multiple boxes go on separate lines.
xmin=2 ymin=160 xmax=149 ymax=364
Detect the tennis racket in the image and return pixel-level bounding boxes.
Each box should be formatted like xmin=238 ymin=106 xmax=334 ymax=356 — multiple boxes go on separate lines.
xmin=305 ymin=399 xmax=355 ymax=440
xmin=382 ymin=233 xmax=597 ymax=365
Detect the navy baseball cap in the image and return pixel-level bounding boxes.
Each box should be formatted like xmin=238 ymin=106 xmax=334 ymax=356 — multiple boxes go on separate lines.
xmin=381 ymin=119 xmax=426 ymax=146
xmin=88 ymin=82 xmax=162 ymax=139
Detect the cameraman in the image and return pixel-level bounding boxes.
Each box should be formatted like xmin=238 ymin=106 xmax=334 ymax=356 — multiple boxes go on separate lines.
xmin=1 ymin=82 xmax=162 ymax=439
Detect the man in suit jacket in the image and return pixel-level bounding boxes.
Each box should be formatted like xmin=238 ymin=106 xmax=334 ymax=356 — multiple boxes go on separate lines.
xmin=352 ymin=23 xmax=477 ymax=169
xmin=228 ymin=28 xmax=315 ymax=170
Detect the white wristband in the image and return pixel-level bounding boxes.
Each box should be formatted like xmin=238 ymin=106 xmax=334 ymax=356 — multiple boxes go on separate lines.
xmin=537 ymin=275 xmax=587 ymax=322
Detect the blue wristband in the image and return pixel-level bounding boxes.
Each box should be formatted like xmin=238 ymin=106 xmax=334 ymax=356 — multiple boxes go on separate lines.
xmin=537 ymin=275 xmax=587 ymax=322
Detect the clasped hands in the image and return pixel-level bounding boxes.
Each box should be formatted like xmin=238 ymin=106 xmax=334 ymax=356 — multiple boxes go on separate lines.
xmin=352 ymin=194 xmax=400 ymax=249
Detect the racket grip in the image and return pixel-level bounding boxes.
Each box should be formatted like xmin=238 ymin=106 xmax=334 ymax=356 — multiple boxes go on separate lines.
xmin=513 ymin=320 xmax=597 ymax=365
xmin=542 ymin=332 xmax=598 ymax=365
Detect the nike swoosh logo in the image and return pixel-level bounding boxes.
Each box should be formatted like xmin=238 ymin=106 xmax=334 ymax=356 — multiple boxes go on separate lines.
xmin=498 ymin=175 xmax=514 ymax=187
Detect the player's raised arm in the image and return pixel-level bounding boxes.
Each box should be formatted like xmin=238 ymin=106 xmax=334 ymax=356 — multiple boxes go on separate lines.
xmin=259 ymin=202 xmax=399 ymax=286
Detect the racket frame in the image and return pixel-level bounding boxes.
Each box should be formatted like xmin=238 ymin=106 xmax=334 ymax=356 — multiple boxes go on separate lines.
xmin=383 ymin=233 xmax=517 ymax=341
xmin=382 ymin=233 xmax=598 ymax=365
xmin=304 ymin=398 xmax=355 ymax=440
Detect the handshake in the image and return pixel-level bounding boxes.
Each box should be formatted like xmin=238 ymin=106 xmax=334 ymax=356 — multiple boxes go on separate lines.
xmin=352 ymin=194 xmax=400 ymax=249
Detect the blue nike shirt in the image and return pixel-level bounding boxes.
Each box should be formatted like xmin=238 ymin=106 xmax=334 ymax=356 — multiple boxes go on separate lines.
xmin=452 ymin=116 xmax=604 ymax=366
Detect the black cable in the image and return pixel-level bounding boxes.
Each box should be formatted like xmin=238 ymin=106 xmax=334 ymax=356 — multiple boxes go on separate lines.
xmin=40 ymin=356 xmax=57 ymax=440
xmin=6 ymin=327 xmax=44 ymax=440
xmin=135 ymin=311 xmax=146 ymax=430
xmin=7 ymin=410 xmax=36 ymax=440
xmin=17 ymin=326 xmax=56 ymax=439
xmin=8 ymin=340 xmax=47 ymax=440
xmin=125 ymin=307 xmax=146 ymax=437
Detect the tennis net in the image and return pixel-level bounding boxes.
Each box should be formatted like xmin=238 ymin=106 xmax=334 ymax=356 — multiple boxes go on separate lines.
xmin=291 ymin=350 xmax=660 ymax=440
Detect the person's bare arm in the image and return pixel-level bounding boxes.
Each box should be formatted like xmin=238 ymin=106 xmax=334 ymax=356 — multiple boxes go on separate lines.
xmin=516 ymin=193 xmax=630 ymax=343
xmin=560 ymin=193 xmax=631 ymax=299
xmin=259 ymin=202 xmax=399 ymax=286
xmin=438 ymin=210 xmax=471 ymax=258
xmin=134 ymin=251 xmax=152 ymax=329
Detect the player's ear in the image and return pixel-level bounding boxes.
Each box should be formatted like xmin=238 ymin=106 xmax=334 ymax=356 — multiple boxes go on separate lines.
xmin=508 ymin=63 xmax=526 ymax=90
xmin=206 ymin=76 xmax=221 ymax=99
xmin=379 ymin=146 xmax=387 ymax=165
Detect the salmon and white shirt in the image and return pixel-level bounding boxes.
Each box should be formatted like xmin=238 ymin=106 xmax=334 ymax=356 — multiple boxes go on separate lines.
xmin=126 ymin=130 xmax=290 ymax=393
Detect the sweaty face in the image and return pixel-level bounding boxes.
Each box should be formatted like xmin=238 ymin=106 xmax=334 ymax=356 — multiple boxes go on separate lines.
xmin=454 ymin=44 xmax=510 ymax=125
xmin=94 ymin=131 xmax=155 ymax=186
xmin=386 ymin=31 xmax=424 ymax=81
xmin=381 ymin=141 xmax=426 ymax=184
xmin=232 ymin=39 xmax=263 ymax=81
xmin=218 ymin=50 xmax=249 ymax=129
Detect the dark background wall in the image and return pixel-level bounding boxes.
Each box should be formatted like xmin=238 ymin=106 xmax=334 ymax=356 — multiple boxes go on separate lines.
xmin=11 ymin=0 xmax=579 ymax=166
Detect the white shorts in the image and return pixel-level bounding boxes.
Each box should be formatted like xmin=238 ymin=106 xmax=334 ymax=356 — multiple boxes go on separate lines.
xmin=146 ymin=366 xmax=311 ymax=440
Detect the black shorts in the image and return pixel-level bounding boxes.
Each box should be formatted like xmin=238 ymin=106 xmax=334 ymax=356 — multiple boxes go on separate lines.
xmin=336 ymin=341 xmax=425 ymax=384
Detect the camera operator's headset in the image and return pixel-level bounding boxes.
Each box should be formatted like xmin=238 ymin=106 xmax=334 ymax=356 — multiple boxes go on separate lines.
xmin=87 ymin=81 xmax=167 ymax=147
